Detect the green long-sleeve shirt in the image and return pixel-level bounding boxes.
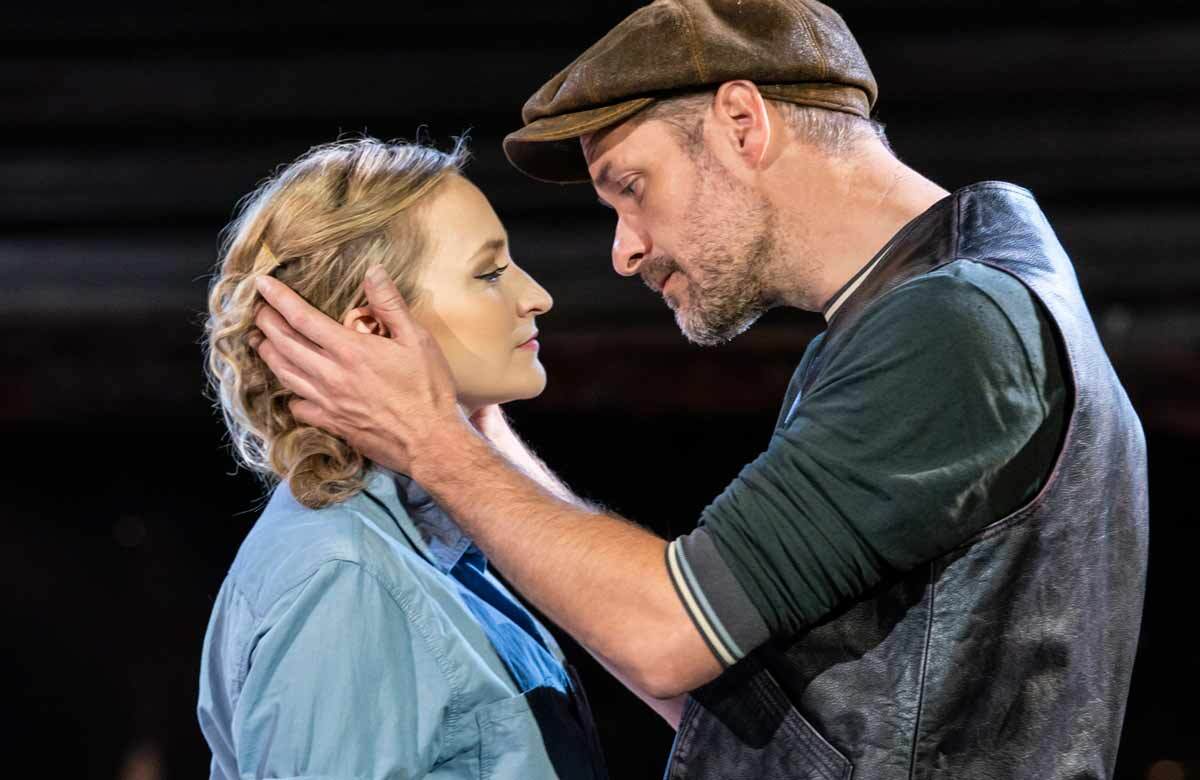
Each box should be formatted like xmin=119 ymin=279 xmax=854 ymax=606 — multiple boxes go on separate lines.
xmin=667 ymin=259 xmax=1066 ymax=665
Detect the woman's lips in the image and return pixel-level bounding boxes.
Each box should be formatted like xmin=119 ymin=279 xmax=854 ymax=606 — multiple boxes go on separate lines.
xmin=517 ymin=334 xmax=539 ymax=350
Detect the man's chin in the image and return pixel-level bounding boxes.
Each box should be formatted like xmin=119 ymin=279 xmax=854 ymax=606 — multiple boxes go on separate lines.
xmin=676 ymin=309 xmax=763 ymax=347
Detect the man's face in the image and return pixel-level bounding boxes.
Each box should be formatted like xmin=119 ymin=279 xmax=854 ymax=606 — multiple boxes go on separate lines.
xmin=582 ymin=115 xmax=777 ymax=346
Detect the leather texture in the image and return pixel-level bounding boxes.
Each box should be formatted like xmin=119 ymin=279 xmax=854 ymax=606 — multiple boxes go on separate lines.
xmin=664 ymin=182 xmax=1149 ymax=780
xmin=504 ymin=0 xmax=877 ymax=183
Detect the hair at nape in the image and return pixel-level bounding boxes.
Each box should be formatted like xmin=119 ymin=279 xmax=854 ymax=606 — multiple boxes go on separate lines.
xmin=636 ymin=88 xmax=889 ymax=156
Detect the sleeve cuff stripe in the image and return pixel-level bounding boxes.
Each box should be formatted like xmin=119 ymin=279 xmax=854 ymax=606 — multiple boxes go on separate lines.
xmin=671 ymin=541 xmax=747 ymax=661
xmin=666 ymin=541 xmax=740 ymax=667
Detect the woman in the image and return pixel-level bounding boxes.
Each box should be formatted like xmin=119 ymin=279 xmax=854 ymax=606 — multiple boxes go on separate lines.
xmin=199 ymin=137 xmax=607 ymax=779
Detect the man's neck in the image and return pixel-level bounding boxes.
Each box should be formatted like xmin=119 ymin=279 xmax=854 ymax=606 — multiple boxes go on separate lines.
xmin=766 ymin=142 xmax=949 ymax=312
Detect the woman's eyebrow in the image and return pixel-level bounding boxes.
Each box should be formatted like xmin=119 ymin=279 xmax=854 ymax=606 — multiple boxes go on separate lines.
xmin=468 ymin=237 xmax=507 ymax=272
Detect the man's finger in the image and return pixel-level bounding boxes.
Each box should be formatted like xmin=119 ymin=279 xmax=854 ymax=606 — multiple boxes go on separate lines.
xmin=289 ymin=397 xmax=339 ymax=436
xmin=255 ymin=302 xmax=339 ymax=381
xmin=255 ymin=337 xmax=325 ymax=404
xmin=255 ymin=275 xmax=347 ymax=349
xmin=255 ymin=303 xmax=320 ymax=353
xmin=363 ymin=265 xmax=419 ymax=339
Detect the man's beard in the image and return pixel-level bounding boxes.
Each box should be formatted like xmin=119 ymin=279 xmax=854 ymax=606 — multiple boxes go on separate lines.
xmin=643 ymin=159 xmax=777 ymax=346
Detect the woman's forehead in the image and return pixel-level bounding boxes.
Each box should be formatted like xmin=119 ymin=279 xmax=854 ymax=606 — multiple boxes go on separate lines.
xmin=420 ymin=177 xmax=507 ymax=267
xmin=425 ymin=176 xmax=500 ymax=231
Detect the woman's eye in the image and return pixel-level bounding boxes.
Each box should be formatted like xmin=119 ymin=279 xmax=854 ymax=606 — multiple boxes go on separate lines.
xmin=474 ymin=264 xmax=509 ymax=283
xmin=620 ymin=180 xmax=639 ymax=199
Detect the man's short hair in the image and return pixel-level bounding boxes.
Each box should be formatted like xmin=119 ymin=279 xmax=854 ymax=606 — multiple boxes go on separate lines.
xmin=635 ymin=89 xmax=890 ymax=157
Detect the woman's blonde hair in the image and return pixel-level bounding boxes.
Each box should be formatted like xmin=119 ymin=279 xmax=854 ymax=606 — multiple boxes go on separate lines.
xmin=204 ymin=136 xmax=468 ymax=509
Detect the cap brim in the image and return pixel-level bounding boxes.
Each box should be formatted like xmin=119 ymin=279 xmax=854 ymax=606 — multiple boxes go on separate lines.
xmin=502 ymin=83 xmax=869 ymax=184
xmin=503 ymin=97 xmax=655 ymax=184
xmin=757 ymin=82 xmax=871 ymax=118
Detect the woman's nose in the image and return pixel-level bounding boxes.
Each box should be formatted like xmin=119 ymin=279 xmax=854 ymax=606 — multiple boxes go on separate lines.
xmin=516 ymin=266 xmax=553 ymax=317
xmin=612 ymin=214 xmax=650 ymax=277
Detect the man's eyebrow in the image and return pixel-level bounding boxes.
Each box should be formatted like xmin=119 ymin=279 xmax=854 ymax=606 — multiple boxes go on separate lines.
xmin=593 ymin=161 xmax=615 ymax=192
xmin=593 ymin=162 xmax=617 ymax=209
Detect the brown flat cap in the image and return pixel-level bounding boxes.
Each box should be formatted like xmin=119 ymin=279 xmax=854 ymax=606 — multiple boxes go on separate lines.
xmin=503 ymin=0 xmax=878 ymax=184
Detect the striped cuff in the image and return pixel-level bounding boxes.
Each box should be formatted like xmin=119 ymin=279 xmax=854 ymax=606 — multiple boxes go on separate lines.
xmin=665 ymin=528 xmax=769 ymax=668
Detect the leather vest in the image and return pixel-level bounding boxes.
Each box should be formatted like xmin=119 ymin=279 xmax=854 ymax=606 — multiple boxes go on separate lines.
xmin=664 ymin=182 xmax=1148 ymax=779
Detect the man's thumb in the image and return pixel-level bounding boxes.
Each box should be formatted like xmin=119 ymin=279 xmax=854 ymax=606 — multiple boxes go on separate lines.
xmin=364 ymin=265 xmax=412 ymax=333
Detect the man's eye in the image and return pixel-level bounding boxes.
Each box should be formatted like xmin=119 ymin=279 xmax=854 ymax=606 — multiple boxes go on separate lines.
xmin=474 ymin=264 xmax=509 ymax=283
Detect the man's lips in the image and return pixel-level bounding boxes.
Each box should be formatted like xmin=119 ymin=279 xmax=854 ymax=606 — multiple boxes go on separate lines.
xmin=659 ymin=270 xmax=685 ymax=304
xmin=644 ymin=268 xmax=676 ymax=294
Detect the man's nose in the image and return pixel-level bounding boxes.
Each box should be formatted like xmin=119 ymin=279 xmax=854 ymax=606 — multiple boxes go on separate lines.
xmin=611 ymin=215 xmax=649 ymax=277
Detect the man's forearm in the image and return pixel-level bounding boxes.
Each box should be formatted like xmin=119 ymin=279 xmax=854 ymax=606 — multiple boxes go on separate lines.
xmin=589 ymin=647 xmax=686 ymax=729
xmin=401 ymin=419 xmax=721 ymax=698
xmin=473 ymin=415 xmax=581 ymax=507
xmin=479 ymin=416 xmax=687 ymax=727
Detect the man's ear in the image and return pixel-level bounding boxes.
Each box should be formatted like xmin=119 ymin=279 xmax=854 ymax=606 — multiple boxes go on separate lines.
xmin=711 ymin=80 xmax=772 ymax=169
xmin=342 ymin=306 xmax=391 ymax=338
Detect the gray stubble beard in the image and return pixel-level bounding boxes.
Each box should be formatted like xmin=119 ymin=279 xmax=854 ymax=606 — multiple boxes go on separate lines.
xmin=671 ymin=161 xmax=778 ymax=346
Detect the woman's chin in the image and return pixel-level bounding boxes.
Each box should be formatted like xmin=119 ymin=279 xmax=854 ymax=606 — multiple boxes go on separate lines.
xmin=473 ymin=375 xmax=547 ymax=408
xmin=513 ymin=374 xmax=548 ymax=401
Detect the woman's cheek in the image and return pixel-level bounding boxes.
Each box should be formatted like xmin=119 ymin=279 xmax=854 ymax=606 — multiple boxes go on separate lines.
xmin=445 ymin=335 xmax=509 ymax=401
xmin=424 ymin=300 xmax=527 ymax=403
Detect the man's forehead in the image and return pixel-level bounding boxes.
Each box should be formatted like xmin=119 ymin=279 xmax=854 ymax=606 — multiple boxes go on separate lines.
xmin=580 ymin=117 xmax=648 ymax=182
xmin=580 ymin=134 xmax=612 ymax=190
xmin=580 ymin=131 xmax=601 ymax=161
xmin=580 ymin=129 xmax=612 ymax=172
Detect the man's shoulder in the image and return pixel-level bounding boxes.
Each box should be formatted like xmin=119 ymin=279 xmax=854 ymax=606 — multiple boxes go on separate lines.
xmin=855 ymin=259 xmax=1051 ymax=353
xmin=889 ymin=259 xmax=1040 ymax=320
xmin=802 ymin=257 xmax=1063 ymax=409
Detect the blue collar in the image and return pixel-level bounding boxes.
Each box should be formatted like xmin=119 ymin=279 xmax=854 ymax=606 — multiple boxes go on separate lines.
xmin=361 ymin=466 xmax=482 ymax=573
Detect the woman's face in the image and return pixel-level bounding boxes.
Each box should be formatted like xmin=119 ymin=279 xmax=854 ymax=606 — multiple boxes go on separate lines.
xmin=395 ymin=175 xmax=553 ymax=413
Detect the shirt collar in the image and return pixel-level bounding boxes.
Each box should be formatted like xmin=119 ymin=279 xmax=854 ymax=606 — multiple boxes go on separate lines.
xmin=361 ymin=466 xmax=481 ymax=573
xmin=821 ymin=246 xmax=890 ymax=322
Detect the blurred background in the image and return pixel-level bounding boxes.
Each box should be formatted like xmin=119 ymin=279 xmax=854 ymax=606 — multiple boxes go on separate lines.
xmin=3 ymin=1 xmax=1197 ymax=777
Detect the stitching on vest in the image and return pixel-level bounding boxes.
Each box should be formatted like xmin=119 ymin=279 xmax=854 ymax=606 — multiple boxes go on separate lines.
xmin=752 ymin=668 xmax=851 ymax=777
xmin=665 ymin=696 xmax=703 ymax=778
xmin=906 ymin=564 xmax=937 ymax=779
xmin=952 ymin=186 xmax=963 ymax=261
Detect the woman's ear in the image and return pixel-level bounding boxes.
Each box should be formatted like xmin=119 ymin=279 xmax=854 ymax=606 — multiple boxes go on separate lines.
xmin=342 ymin=306 xmax=391 ymax=338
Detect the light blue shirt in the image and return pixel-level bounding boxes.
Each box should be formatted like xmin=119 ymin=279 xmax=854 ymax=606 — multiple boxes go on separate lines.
xmin=197 ymin=467 xmax=606 ymax=779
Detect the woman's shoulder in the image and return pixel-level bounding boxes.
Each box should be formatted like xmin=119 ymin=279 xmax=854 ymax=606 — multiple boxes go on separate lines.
xmin=223 ymin=474 xmax=423 ymax=617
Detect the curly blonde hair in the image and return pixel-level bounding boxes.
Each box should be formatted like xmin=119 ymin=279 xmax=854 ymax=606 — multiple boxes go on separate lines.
xmin=205 ymin=136 xmax=468 ymax=509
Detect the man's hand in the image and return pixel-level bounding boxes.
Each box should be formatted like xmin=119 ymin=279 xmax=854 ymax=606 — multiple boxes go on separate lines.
xmin=251 ymin=266 xmax=469 ymax=474
xmin=252 ymin=268 xmax=726 ymax=702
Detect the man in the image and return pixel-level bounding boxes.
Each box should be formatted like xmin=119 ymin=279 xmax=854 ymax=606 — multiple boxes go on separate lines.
xmin=251 ymin=0 xmax=1148 ymax=776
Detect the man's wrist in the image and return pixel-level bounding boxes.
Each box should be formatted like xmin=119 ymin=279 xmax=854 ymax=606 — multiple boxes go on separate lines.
xmin=408 ymin=412 xmax=493 ymax=487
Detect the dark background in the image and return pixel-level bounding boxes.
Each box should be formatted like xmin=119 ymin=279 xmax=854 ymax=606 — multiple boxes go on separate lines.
xmin=4 ymin=1 xmax=1197 ymax=777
